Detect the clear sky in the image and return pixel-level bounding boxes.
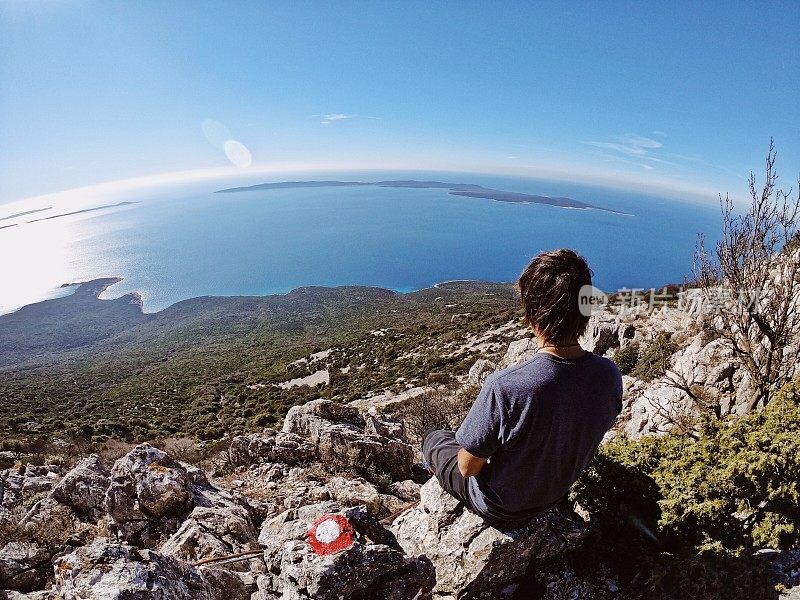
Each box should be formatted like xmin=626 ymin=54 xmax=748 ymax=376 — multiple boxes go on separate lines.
xmin=1 ymin=1 xmax=798 ymax=206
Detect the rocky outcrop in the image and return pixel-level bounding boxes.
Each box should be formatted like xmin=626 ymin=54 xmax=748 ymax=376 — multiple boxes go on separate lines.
xmin=160 ymin=505 xmax=262 ymax=571
xmin=228 ymin=429 xmax=317 ymax=469
xmin=282 ymin=399 xmax=414 ymax=480
xmin=51 ymin=455 xmax=109 ymax=522
xmin=0 ymin=389 xmax=603 ymax=599
xmin=105 ymin=443 xmax=194 ymax=547
xmin=0 ymin=542 xmax=50 ymax=593
xmin=392 ymin=478 xmax=590 ymax=599
xmin=256 ymin=503 xmax=434 ymax=599
xmin=53 ymin=539 xmax=240 ymax=600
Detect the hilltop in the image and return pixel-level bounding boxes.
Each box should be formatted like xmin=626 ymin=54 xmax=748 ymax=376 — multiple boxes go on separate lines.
xmin=1 ymin=294 xmax=798 ymax=598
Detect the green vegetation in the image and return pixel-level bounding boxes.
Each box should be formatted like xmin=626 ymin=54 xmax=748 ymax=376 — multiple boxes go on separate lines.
xmin=612 ymin=343 xmax=639 ymax=375
xmin=631 ymin=333 xmax=677 ymax=381
xmin=0 ymin=281 xmax=520 ymax=446
xmin=571 ymin=377 xmax=800 ymax=597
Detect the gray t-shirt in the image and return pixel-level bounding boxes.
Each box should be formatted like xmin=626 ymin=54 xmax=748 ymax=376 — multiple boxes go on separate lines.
xmin=455 ymin=350 xmax=622 ymax=522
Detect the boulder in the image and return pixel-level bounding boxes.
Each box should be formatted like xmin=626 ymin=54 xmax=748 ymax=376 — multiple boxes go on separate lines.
xmin=324 ymin=476 xmax=382 ymax=515
xmin=18 ymin=496 xmax=80 ymax=541
xmin=51 ymin=454 xmax=110 ymax=522
xmin=53 ymin=539 xmax=233 ymax=599
xmin=282 ymin=400 xmax=414 ymax=481
xmin=579 ymin=315 xmax=622 ymax=356
xmin=160 ymin=505 xmax=261 ymax=571
xmin=378 ymin=493 xmax=411 ymax=520
xmin=468 ymin=359 xmax=497 ymax=385
xmin=228 ymin=429 xmax=317 ymax=469
xmin=279 ymin=539 xmax=434 ymax=600
xmin=257 ymin=502 xmax=342 ymax=570
xmin=105 ymin=443 xmax=193 ymax=547
xmin=257 ymin=503 xmax=434 ymax=599
xmin=0 ymin=542 xmax=50 ymax=593
xmin=283 ymin=399 xmax=364 ymax=434
xmin=392 ymin=478 xmax=589 ymax=599
xmin=0 ymin=465 xmax=61 ymax=511
xmin=387 ymin=479 xmax=421 ymax=502
xmin=199 ymin=566 xmax=254 ymax=600
xmin=498 ymin=338 xmax=537 ymax=369
xmin=363 ymin=410 xmax=408 ymax=441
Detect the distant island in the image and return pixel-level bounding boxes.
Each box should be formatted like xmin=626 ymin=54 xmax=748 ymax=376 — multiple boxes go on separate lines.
xmin=215 ymin=180 xmax=632 ymax=215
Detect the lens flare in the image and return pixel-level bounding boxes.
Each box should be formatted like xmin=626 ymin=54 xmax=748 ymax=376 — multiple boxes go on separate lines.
xmin=223 ymin=140 xmax=252 ymax=168
xmin=201 ymin=119 xmax=232 ymax=149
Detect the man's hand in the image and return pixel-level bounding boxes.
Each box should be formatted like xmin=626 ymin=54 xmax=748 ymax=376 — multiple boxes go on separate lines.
xmin=457 ymin=447 xmax=487 ymax=478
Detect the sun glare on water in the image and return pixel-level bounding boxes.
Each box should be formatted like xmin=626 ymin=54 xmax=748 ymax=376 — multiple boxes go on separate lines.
xmin=0 ymin=218 xmax=76 ymax=313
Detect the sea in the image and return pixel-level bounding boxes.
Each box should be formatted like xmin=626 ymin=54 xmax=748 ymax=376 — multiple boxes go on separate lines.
xmin=0 ymin=171 xmax=722 ymax=314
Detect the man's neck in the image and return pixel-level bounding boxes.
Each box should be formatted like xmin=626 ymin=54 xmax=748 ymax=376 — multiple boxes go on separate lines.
xmin=534 ymin=334 xmax=587 ymax=360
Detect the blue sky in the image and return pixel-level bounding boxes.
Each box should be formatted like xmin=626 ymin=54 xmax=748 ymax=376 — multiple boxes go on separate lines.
xmin=1 ymin=1 xmax=798 ymax=206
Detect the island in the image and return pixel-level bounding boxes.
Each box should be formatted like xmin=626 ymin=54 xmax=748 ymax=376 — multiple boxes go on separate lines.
xmin=215 ymin=180 xmax=632 ymax=215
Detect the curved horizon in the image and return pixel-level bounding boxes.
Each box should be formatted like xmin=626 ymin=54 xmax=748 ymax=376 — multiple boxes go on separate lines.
xmin=0 ymin=160 xmax=731 ymax=218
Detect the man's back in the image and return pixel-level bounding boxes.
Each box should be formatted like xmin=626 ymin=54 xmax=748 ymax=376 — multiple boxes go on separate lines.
xmin=455 ymin=350 xmax=622 ymax=522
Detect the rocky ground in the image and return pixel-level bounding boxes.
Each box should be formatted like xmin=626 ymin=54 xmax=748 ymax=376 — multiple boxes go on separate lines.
xmin=0 ymin=393 xmax=599 ymax=600
xmin=2 ymin=299 xmax=799 ymax=599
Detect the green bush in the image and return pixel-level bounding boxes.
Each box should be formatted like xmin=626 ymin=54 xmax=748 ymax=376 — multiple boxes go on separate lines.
xmin=612 ymin=343 xmax=640 ymax=375
xmin=631 ymin=333 xmax=677 ymax=381
xmin=655 ymin=378 xmax=800 ymax=552
xmin=576 ymin=377 xmax=800 ymax=555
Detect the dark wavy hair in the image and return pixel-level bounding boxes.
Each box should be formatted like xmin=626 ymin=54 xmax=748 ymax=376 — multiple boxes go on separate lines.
xmin=517 ymin=248 xmax=593 ymax=345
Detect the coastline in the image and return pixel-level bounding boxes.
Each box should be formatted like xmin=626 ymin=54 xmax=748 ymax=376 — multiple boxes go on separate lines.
xmin=0 ymin=276 xmax=517 ymax=318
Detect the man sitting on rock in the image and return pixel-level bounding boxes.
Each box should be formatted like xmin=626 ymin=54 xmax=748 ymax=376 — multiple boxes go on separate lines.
xmin=422 ymin=248 xmax=623 ymax=524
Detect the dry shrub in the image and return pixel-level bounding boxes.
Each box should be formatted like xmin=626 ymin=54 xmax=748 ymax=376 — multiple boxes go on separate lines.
xmin=97 ymin=439 xmax=136 ymax=464
xmin=151 ymin=437 xmax=205 ymax=464
xmin=394 ymin=383 xmax=479 ymax=443
xmin=308 ymin=442 xmax=392 ymax=490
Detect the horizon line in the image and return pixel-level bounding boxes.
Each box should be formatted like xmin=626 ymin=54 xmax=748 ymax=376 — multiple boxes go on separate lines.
xmin=0 ymin=160 xmax=731 ymax=214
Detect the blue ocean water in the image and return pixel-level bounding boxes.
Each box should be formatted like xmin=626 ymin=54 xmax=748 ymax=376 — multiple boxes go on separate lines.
xmin=0 ymin=172 xmax=722 ymax=314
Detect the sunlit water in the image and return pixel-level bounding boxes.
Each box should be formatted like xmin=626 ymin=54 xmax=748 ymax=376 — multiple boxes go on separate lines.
xmin=0 ymin=172 xmax=721 ymax=314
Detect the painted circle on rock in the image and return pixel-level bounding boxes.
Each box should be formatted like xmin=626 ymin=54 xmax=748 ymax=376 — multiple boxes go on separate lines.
xmin=307 ymin=513 xmax=355 ymax=555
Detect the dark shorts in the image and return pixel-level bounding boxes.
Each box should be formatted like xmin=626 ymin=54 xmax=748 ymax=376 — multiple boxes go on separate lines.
xmin=421 ymin=429 xmax=477 ymax=512
xmin=421 ymin=429 xmax=566 ymax=527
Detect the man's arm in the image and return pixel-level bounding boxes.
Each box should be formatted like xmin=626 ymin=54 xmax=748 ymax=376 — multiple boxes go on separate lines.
xmin=456 ymin=376 xmax=503 ymax=477
xmin=457 ymin=447 xmax=487 ymax=478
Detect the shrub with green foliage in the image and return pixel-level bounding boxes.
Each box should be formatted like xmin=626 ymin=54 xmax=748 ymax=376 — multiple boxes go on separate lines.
xmin=655 ymin=377 xmax=800 ymax=552
xmin=576 ymin=377 xmax=800 ymax=555
xmin=631 ymin=333 xmax=677 ymax=381
xmin=612 ymin=343 xmax=640 ymax=375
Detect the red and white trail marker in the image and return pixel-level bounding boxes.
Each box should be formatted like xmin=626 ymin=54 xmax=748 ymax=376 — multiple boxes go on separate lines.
xmin=307 ymin=513 xmax=355 ymax=556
